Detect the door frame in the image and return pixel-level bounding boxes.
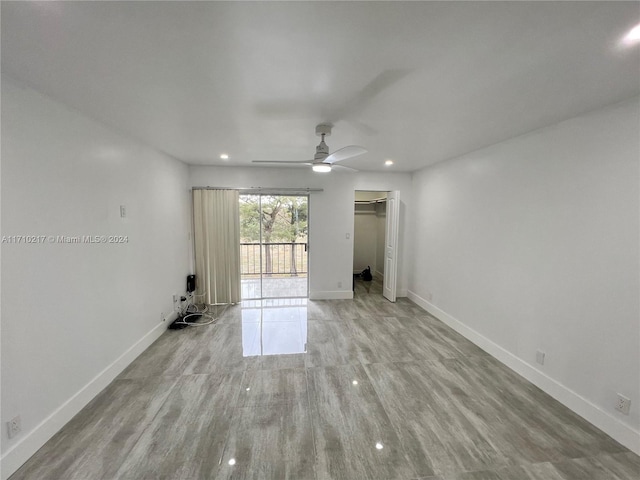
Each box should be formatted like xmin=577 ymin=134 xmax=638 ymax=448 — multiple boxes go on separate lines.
xmin=239 ymin=192 xmax=310 ymax=300
xmin=382 ymin=190 xmax=400 ymax=302
xmin=352 ymin=190 xmax=400 ymax=302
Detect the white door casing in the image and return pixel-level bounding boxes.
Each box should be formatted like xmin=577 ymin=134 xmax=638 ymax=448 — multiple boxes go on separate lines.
xmin=383 ymin=191 xmax=400 ymax=302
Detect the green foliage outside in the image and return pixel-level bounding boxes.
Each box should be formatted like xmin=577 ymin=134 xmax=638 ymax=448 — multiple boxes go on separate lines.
xmin=240 ymin=195 xmax=308 ymax=244
xmin=239 ymin=195 xmax=309 ymax=276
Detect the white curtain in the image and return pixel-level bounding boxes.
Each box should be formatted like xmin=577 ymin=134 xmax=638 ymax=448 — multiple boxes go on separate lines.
xmin=192 ymin=189 xmax=241 ymax=304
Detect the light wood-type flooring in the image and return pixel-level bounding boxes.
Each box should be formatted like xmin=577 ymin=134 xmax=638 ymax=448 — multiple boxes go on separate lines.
xmin=10 ymin=278 xmax=639 ymax=479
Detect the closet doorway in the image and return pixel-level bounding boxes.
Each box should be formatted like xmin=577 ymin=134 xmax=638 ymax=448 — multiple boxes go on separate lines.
xmin=353 ymin=190 xmax=399 ymax=302
xmin=239 ymin=194 xmax=309 ymax=300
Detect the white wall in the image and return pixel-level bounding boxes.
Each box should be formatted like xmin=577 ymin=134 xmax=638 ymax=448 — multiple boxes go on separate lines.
xmin=189 ymin=166 xmax=412 ymax=299
xmin=408 ymin=98 xmax=640 ymax=453
xmin=1 ymin=78 xmax=191 ymax=478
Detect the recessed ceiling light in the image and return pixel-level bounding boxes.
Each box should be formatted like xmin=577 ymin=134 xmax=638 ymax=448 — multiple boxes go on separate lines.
xmin=352 ymin=380 xmax=358 ymax=385
xmin=220 ymin=153 xmax=229 ymax=160
xmin=375 ymin=442 xmax=384 ymax=450
xmin=385 ymin=160 xmax=394 ymax=166
xmin=228 ymin=458 xmax=236 ymax=466
xmin=622 ymin=23 xmax=640 ymax=46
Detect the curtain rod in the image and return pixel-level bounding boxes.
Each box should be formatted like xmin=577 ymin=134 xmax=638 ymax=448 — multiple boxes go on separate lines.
xmin=192 ymin=187 xmax=324 ymax=193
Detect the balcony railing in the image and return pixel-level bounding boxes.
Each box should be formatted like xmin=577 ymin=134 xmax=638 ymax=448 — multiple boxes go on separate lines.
xmin=240 ymin=242 xmax=307 ymax=276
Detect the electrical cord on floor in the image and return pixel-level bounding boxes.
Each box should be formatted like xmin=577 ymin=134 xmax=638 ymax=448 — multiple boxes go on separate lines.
xmin=172 ymin=292 xmax=221 ymax=328
xmin=189 ymin=301 xmax=209 ymax=314
xmin=177 ymin=312 xmax=217 ymax=327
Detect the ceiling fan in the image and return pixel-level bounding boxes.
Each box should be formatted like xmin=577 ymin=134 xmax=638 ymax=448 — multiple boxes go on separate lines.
xmin=252 ymin=124 xmax=367 ymax=173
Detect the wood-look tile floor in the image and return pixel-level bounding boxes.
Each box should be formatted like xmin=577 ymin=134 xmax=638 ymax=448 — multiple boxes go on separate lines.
xmin=10 ymin=278 xmax=639 ymax=479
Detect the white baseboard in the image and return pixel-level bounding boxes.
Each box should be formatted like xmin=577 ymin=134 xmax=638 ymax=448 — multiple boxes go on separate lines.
xmin=309 ymin=290 xmax=354 ymax=300
xmin=407 ymin=290 xmax=640 ymax=456
xmin=0 ymin=317 xmax=173 ymax=480
xmin=375 ymin=270 xmax=384 ymax=280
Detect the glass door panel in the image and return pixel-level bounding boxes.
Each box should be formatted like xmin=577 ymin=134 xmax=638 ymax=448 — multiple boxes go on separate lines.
xmin=239 ymin=194 xmax=308 ymax=299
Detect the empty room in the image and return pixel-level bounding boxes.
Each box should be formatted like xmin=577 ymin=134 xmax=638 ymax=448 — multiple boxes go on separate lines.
xmin=1 ymin=2 xmax=639 ymax=479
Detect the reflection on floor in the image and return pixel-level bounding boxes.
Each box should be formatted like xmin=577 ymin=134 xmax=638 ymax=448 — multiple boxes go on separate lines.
xmin=9 ymin=277 xmax=639 ymax=480
xmin=241 ymin=275 xmax=308 ymax=299
xmin=241 ymin=298 xmax=308 ymax=356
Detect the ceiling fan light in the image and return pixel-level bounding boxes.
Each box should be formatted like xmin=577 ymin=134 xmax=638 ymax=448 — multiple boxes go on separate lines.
xmin=312 ymin=164 xmax=331 ymax=173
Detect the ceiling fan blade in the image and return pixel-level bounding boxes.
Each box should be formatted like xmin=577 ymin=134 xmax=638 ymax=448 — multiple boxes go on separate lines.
xmin=254 ymin=99 xmax=318 ymax=116
xmin=331 ymin=68 xmax=412 ymax=121
xmin=332 ymin=164 xmax=358 ymax=173
xmin=349 ymin=119 xmax=378 ymax=136
xmin=252 ymin=160 xmax=313 ymax=165
xmin=324 ymin=145 xmax=367 ymax=164
xmin=254 ymin=70 xmax=411 ymax=136
xmin=352 ymin=69 xmax=411 ymax=106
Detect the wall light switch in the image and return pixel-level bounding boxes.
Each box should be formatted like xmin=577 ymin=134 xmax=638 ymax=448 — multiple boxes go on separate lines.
xmin=346 ymin=233 xmax=350 ymax=239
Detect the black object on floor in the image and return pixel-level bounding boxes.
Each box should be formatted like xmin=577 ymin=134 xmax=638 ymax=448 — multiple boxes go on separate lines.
xmin=168 ymin=317 xmax=188 ymax=330
xmin=168 ymin=313 xmax=203 ymax=330
xmin=361 ymin=266 xmax=373 ymax=281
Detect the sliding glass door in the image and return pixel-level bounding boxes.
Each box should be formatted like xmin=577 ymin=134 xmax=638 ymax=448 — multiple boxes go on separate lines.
xmin=239 ymin=194 xmax=309 ymax=299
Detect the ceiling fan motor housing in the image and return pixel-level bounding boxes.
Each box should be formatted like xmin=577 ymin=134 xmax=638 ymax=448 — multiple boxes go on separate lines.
xmin=311 ymin=123 xmax=331 ymax=161
xmin=315 ymin=135 xmax=330 ymax=161
xmin=315 ymin=124 xmax=332 ymax=137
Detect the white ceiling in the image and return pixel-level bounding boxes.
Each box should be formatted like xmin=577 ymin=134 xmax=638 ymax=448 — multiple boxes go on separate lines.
xmin=2 ymin=1 xmax=639 ymax=173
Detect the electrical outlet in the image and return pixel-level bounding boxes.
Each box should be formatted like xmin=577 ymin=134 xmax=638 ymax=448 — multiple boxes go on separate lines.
xmin=615 ymin=394 xmax=631 ymax=415
xmin=536 ymin=350 xmax=545 ymax=365
xmin=160 ymin=311 xmax=165 ymax=322
xmin=7 ymin=415 xmax=21 ymax=439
